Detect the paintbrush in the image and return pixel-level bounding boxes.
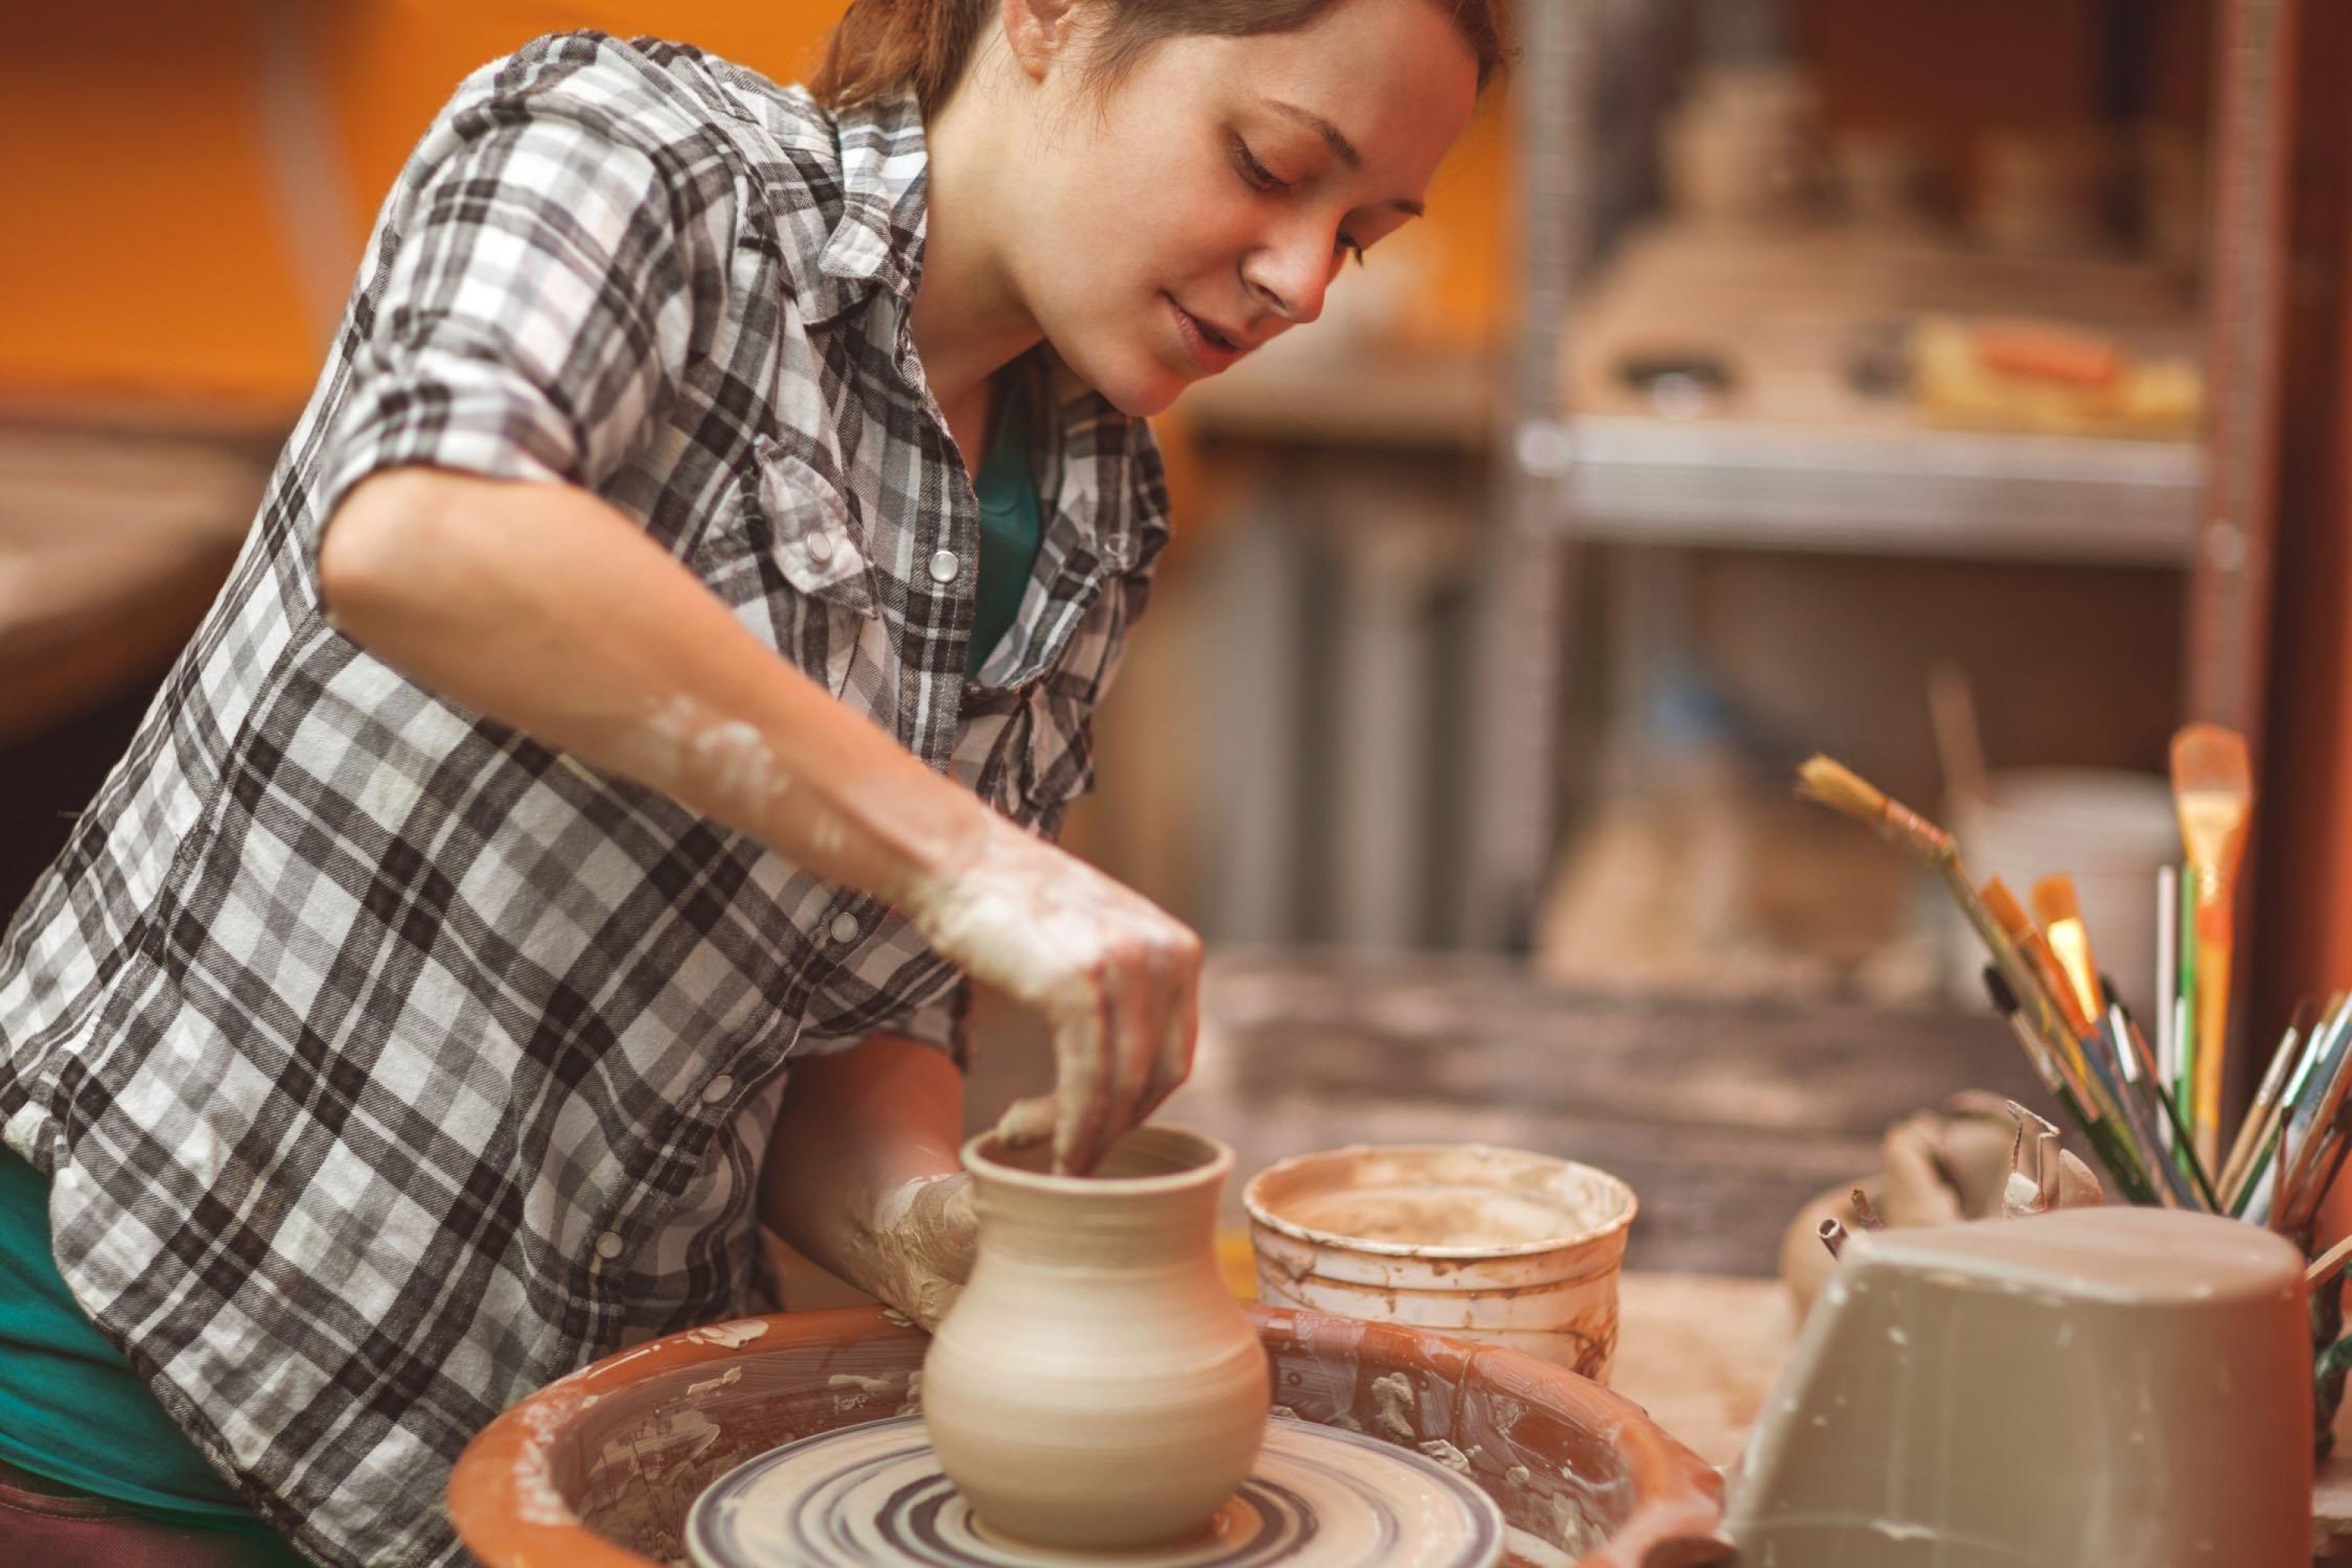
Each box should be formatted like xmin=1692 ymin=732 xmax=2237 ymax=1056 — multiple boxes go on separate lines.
xmin=1980 ymin=966 xmax=2159 ymax=1205
xmin=2216 ymin=1004 xmax=2315 ymax=1207
xmin=2154 ymin=864 xmax=2179 ymax=1150
xmin=1980 ymin=964 xmax=2078 ymax=1102
xmin=1928 ymin=659 xmax=1989 ymax=811
xmin=1980 ymin=877 xmax=2123 ymax=1131
xmin=2032 ymin=875 xmax=2104 ymax=1024
xmin=2100 ymin=993 xmax=2205 ymax=1210
xmin=2233 ymin=997 xmax=2352 ymax=1218
xmin=2278 ymin=1050 xmax=2352 ymax=1234
xmin=1984 ymin=878 xmax=2095 ymax=1040
xmin=2171 ymin=724 xmax=2253 ymax=1173
xmin=2230 ymin=1011 xmax=2343 ymax=1222
xmin=1798 ymin=757 xmax=2070 ymax=1051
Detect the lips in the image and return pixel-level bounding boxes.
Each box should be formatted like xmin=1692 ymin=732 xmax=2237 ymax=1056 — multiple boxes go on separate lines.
xmin=1167 ymin=295 xmax=1246 ymax=372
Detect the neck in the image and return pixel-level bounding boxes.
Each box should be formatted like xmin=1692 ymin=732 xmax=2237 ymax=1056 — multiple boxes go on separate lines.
xmin=908 ymin=60 xmax=1044 ymax=413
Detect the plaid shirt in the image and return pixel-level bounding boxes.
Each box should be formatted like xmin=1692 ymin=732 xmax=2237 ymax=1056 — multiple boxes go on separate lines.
xmin=0 ymin=32 xmax=1164 ymax=1567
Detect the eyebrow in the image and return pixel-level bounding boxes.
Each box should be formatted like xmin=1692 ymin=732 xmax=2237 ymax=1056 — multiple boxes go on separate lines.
xmin=1258 ymin=96 xmax=1425 ymax=216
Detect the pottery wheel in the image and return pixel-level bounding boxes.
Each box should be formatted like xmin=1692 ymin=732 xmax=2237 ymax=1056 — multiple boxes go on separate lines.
xmin=684 ymin=1414 xmax=1505 ymax=1568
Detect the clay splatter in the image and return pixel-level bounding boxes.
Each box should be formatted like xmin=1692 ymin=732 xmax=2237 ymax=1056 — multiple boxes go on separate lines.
xmin=1417 ymin=1439 xmax=1472 ymax=1474
xmin=1370 ymin=1371 xmax=1418 ymax=1443
xmin=685 ymin=1320 xmax=768 ymax=1349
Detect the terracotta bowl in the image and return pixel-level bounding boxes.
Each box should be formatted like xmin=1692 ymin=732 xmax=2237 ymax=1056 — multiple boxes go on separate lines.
xmin=449 ymin=1305 xmax=1730 ymax=1568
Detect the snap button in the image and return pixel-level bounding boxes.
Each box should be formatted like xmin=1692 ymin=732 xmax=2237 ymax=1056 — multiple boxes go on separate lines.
xmin=807 ymin=531 xmax=834 ymax=563
xmin=702 ymin=1075 xmax=735 ymax=1105
xmin=594 ymin=1231 xmax=624 ymax=1261
xmin=927 ymin=549 xmax=960 ymax=584
xmin=829 ymin=911 xmax=862 ymax=944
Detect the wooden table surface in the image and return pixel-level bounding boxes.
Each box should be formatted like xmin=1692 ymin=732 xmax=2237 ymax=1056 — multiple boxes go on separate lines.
xmin=1166 ymin=947 xmax=2053 ymax=1277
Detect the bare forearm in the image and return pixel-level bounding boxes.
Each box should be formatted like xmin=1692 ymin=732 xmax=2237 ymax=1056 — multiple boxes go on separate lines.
xmin=761 ymin=1035 xmax=970 ymax=1323
xmin=319 ymin=468 xmax=979 ymax=902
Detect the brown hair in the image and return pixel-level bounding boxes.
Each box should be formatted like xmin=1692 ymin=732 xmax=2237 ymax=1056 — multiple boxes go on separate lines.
xmin=810 ymin=0 xmax=1507 ymax=117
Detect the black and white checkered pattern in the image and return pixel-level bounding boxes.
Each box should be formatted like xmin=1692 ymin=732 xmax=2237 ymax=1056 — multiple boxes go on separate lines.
xmin=0 ymin=32 xmax=1164 ymax=1567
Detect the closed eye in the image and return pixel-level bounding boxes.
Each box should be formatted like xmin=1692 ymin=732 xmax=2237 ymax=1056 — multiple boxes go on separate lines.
xmin=1233 ymin=133 xmax=1367 ymax=267
xmin=1229 ymin=134 xmax=1290 ymax=195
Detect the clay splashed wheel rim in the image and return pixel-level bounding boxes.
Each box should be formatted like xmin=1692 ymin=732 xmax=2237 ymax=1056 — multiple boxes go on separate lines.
xmin=684 ymin=1415 xmax=1504 ymax=1568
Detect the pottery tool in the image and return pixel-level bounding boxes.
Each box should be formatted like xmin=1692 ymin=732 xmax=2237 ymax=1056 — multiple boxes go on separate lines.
xmin=2031 ymin=875 xmax=2103 ymax=1023
xmin=2172 ymin=724 xmax=2253 ymax=1171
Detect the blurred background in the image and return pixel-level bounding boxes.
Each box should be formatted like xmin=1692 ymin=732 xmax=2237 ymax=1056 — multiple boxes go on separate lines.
xmin=9 ymin=0 xmax=2352 ymax=1276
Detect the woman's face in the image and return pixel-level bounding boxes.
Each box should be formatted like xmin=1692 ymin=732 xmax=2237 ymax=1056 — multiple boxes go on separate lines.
xmin=1004 ymin=0 xmax=1480 ymax=417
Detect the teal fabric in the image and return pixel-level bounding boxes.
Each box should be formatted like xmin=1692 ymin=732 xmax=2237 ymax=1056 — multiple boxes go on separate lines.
xmin=967 ymin=388 xmax=1044 ymax=680
xmin=0 ymin=1149 xmax=270 ymax=1534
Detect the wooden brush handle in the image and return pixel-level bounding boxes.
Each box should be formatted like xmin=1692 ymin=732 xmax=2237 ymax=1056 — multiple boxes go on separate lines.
xmin=2193 ymin=889 xmax=2234 ymax=1168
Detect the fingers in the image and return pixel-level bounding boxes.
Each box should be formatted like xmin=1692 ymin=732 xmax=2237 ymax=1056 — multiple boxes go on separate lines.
xmin=1091 ymin=977 xmax=1160 ymax=1171
xmin=1047 ymin=996 xmax=1112 ymax=1175
xmin=1136 ymin=967 xmax=1199 ymax=1125
xmin=994 ymin=1094 xmax=1058 ymax=1149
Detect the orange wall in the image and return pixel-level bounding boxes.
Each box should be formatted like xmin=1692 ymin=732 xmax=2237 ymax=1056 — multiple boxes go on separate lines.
xmin=2 ymin=2 xmax=1510 ymax=417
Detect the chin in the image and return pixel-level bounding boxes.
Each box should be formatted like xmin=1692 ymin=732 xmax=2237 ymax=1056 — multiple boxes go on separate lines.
xmin=1046 ymin=332 xmax=1189 ymax=419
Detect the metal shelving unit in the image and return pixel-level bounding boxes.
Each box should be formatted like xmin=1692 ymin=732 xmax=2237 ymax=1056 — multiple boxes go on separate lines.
xmin=1464 ymin=0 xmax=2281 ymax=949
xmin=1562 ymin=415 xmax=2201 ymax=563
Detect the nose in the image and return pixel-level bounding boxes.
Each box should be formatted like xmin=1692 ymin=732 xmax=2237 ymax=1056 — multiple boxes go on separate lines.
xmin=1238 ymin=220 xmax=1337 ymax=329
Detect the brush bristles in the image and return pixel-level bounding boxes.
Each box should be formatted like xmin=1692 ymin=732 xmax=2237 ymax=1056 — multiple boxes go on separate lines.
xmin=1798 ymin=753 xmax=1955 ymax=863
xmin=1980 ymin=877 xmax=2033 ymax=942
xmin=1795 ymin=755 xmax=1882 ymax=818
xmin=2031 ymin=875 xmax=2082 ymax=928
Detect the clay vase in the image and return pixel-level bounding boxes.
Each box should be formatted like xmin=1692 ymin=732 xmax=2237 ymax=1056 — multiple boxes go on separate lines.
xmin=923 ymin=1125 xmax=1270 ymax=1551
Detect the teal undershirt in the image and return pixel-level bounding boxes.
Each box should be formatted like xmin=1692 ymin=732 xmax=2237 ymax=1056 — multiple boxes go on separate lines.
xmin=0 ymin=1148 xmax=274 ymax=1535
xmin=967 ymin=388 xmax=1043 ymax=680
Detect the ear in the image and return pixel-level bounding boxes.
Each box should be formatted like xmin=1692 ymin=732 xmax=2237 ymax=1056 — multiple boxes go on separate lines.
xmin=1000 ymin=0 xmax=1088 ymax=83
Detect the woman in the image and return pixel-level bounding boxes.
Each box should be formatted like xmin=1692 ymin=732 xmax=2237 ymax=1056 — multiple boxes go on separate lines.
xmin=0 ymin=0 xmax=1499 ymax=1562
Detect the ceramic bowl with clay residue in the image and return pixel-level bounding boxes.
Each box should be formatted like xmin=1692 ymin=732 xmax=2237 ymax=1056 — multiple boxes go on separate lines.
xmin=1245 ymin=1145 xmax=1636 ymax=1382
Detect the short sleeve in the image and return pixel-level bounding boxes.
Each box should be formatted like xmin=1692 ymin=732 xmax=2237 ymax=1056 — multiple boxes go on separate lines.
xmin=314 ymin=73 xmax=720 ymax=539
xmin=793 ymin=981 xmax=973 ymax=1074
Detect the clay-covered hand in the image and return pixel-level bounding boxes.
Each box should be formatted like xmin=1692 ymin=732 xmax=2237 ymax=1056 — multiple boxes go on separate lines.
xmin=902 ymin=815 xmax=1202 ymax=1175
xmin=852 ymin=1172 xmax=978 ymax=1332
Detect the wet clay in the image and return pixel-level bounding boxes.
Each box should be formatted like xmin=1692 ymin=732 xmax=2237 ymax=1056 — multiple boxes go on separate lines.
xmin=921 ymin=1126 xmax=1270 ymax=1551
xmin=840 ymin=1173 xmax=975 ymax=1330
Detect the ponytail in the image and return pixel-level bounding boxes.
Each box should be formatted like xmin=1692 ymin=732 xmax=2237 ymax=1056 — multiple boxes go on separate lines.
xmin=809 ymin=0 xmax=990 ymax=114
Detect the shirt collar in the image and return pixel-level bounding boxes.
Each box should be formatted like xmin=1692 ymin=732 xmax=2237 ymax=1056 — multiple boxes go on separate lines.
xmin=812 ymin=90 xmax=931 ymax=311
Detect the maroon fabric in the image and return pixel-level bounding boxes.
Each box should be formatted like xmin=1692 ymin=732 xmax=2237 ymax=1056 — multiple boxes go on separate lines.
xmin=0 ymin=1457 xmax=306 ymax=1568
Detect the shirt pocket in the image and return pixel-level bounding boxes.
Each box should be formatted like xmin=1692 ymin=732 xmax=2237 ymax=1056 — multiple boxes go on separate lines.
xmin=717 ymin=437 xmax=882 ymax=698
